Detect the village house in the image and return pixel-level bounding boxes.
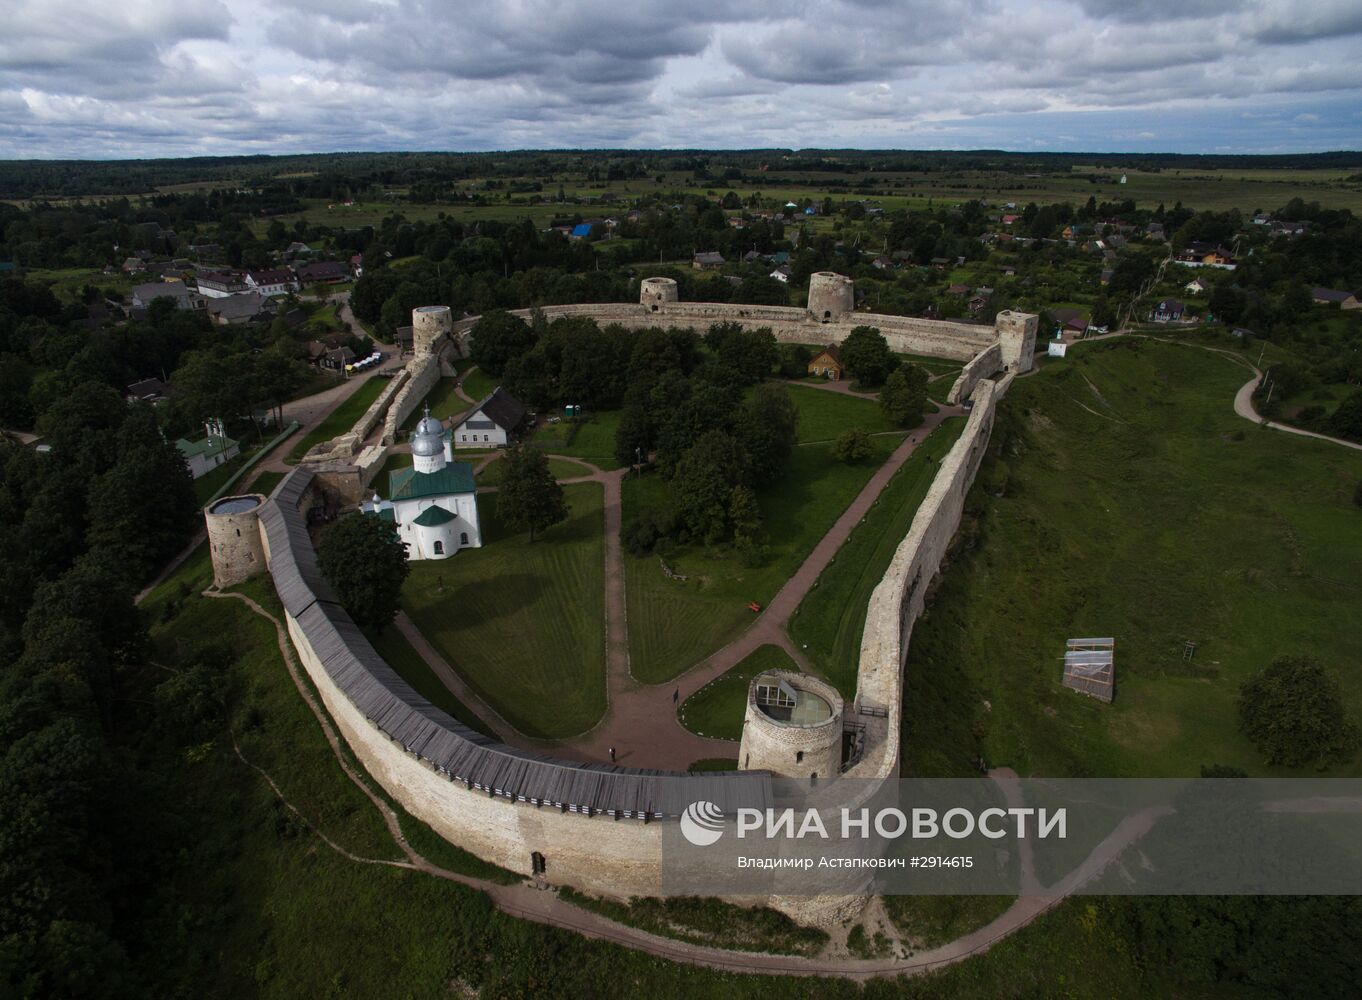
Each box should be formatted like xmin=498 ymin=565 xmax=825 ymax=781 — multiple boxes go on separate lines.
xmin=807 ymin=345 xmax=843 ymax=380
xmin=1311 ymin=287 xmax=1361 ymax=309
xmin=1049 ymin=307 xmax=1091 ymax=336
xmin=131 ymin=281 xmax=204 ymax=311
xmin=1185 ymin=277 xmax=1209 ymax=295
xmin=176 ymin=422 xmax=238 ymax=479
xmin=450 ymin=387 xmax=527 ymax=449
xmin=294 ymin=260 xmax=352 ymax=285
xmin=1150 ymin=298 xmax=1186 ymax=323
xmin=693 ymin=251 xmax=725 ymax=270
xmin=245 ymin=268 xmax=299 ymax=297
xmin=206 ymin=292 xmax=275 ymax=326
xmin=769 ymin=265 xmax=791 ymax=283
xmin=195 ymin=270 xmax=249 ymax=298
xmin=126 ymin=378 xmax=171 ymax=404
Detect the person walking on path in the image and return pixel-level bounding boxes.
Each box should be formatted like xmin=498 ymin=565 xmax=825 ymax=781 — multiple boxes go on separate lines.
xmin=608 ymin=747 xmax=616 ymax=763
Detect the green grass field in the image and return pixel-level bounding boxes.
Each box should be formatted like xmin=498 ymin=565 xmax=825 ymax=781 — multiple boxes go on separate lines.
xmin=783 ymin=383 xmax=897 ymax=443
xmin=528 ymin=410 xmax=623 ymax=469
xmin=460 ymin=366 xmax=498 ymax=402
xmin=400 ymin=483 xmax=606 ymax=738
xmin=789 ymin=416 xmax=967 ymax=696
xmin=285 ymin=376 xmax=388 ymax=463
xmin=477 ymin=455 xmax=589 ymax=486
xmin=680 ymin=644 xmax=797 ymax=741
xmin=624 ymin=433 xmax=903 ymax=683
xmin=904 ymin=338 xmax=1362 ymax=779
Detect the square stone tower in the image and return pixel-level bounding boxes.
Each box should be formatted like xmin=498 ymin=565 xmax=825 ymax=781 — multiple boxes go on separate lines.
xmin=994 ymin=310 xmax=1038 ymax=374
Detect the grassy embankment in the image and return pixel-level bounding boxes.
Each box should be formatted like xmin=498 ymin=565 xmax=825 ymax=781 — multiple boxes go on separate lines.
xmin=904 ymin=338 xmax=1362 ymax=780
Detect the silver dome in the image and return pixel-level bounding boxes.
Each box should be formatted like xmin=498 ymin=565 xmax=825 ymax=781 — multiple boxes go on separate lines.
xmin=411 ymin=431 xmax=443 ymax=457
xmin=415 ymin=413 xmax=444 ymax=437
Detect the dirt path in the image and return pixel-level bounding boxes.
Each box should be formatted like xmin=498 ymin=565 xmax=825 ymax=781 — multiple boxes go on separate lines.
xmin=205 ymin=588 xmax=1164 ymax=982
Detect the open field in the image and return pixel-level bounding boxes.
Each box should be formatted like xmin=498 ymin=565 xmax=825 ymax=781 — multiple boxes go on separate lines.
xmin=528 ymin=410 xmax=623 ymax=469
xmin=624 ymin=433 xmax=903 ymax=682
xmin=401 ymin=483 xmax=606 ymax=738
xmin=904 ymin=338 xmax=1362 ymax=779
xmin=789 ymin=416 xmax=966 ymax=696
xmin=680 ymin=644 xmax=797 ymax=741
xmin=783 ymin=383 xmax=897 ymax=442
xmin=285 ymin=375 xmax=388 ymax=462
xmin=459 ymin=366 xmax=498 ymax=402
xmin=477 ymin=454 xmax=586 ymax=486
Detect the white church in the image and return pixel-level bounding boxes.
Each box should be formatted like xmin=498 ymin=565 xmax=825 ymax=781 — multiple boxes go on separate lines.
xmin=361 ymin=408 xmax=482 ymax=560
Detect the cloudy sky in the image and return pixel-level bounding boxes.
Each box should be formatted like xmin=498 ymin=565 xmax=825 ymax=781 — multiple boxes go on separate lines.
xmin=1 ymin=0 xmax=1360 ymax=158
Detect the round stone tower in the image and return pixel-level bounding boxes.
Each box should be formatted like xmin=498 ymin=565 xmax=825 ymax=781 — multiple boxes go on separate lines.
xmin=639 ymin=277 xmax=679 ymax=311
xmin=807 ymin=272 xmax=855 ymax=322
xmin=205 ymin=493 xmax=267 ymax=588
xmin=738 ymin=670 xmax=845 ymax=781
xmin=412 ymin=304 xmax=453 ymax=358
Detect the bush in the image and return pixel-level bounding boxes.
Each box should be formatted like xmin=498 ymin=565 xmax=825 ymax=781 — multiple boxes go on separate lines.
xmin=622 ymin=507 xmax=677 ymax=556
xmin=831 ymin=428 xmax=873 ymax=463
xmin=1237 ymin=655 xmax=1359 ymax=768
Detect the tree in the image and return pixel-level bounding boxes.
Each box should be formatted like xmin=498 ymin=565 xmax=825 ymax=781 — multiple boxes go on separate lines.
xmin=673 ymin=430 xmax=750 ymax=545
xmin=496 ymin=445 xmax=568 ymax=542
xmin=880 ymin=364 xmax=929 ymax=428
xmin=1238 ymin=656 xmax=1359 ymax=767
xmin=738 ymin=383 xmax=798 ymax=484
xmin=318 ymin=513 xmax=410 ymax=632
xmin=832 ymin=428 xmax=873 ymax=463
xmin=838 ymin=326 xmax=896 ymax=387
xmin=1329 ymin=390 xmax=1362 ymax=442
xmin=469 ymin=310 xmax=534 ymax=377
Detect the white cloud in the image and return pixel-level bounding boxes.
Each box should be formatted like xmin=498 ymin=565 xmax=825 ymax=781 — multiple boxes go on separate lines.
xmin=0 ymin=0 xmax=1357 ymax=156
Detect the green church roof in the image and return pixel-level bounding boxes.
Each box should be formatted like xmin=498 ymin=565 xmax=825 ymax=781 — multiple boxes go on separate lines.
xmin=411 ymin=505 xmax=457 ymax=526
xmin=389 ymin=462 xmax=476 ymax=502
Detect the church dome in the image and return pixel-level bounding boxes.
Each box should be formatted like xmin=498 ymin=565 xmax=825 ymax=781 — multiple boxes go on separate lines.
xmin=412 ymin=431 xmax=443 ymax=457
xmin=415 ymin=412 xmax=443 ymax=437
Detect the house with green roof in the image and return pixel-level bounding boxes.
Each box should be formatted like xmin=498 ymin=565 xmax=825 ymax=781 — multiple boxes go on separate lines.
xmin=360 ymin=407 xmax=482 ymax=560
xmin=175 ymin=429 xmax=239 ymax=479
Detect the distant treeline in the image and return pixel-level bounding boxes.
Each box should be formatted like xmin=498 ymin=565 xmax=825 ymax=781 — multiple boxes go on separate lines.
xmin=3 ymin=148 xmax=1361 ymax=199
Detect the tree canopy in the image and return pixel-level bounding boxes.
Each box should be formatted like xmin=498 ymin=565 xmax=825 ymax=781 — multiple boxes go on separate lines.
xmin=318 ymin=513 xmax=411 ymax=632
xmin=1238 ymin=655 xmax=1359 ymax=767
xmin=495 ymin=445 xmax=569 ymax=542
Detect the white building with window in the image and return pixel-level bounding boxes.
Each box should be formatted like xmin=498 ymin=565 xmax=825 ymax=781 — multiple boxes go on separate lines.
xmin=362 ymin=409 xmax=481 ymax=560
xmin=449 ymin=386 xmax=526 ymax=450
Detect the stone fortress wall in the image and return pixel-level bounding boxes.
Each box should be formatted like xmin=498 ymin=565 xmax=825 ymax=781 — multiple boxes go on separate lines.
xmin=215 ymin=276 xmax=1032 ymax=923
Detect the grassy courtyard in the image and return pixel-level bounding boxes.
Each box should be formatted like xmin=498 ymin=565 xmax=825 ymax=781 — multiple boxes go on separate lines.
xmin=460 ymin=366 xmax=498 ymax=401
xmin=782 ymin=383 xmax=898 ymax=443
xmin=904 ymin=338 xmax=1362 ymax=779
xmin=680 ymin=644 xmax=797 ymax=741
xmin=789 ymin=416 xmax=967 ymax=697
xmin=400 ymin=482 xmax=607 ymax=739
xmin=528 ymin=410 xmax=623 ymax=469
xmin=624 ymin=433 xmax=904 ymax=683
